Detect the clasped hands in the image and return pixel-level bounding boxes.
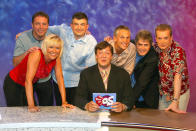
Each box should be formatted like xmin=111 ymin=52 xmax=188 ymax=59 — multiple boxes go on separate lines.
xmin=85 ymin=101 xmax=126 ymax=112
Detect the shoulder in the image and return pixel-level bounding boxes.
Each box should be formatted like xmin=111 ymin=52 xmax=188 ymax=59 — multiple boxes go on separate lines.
xmin=28 ymin=49 xmax=42 ymax=59
xmin=172 ymin=41 xmax=185 ymax=53
xmin=143 ymin=48 xmax=159 ymax=63
xmin=80 ymin=64 xmax=97 ymax=75
xmin=147 ymin=47 xmax=158 ymax=58
xmin=129 ymin=42 xmax=136 ymax=48
xmin=84 ymin=34 xmax=97 ymax=45
xmin=111 ymin=64 xmax=129 ymax=77
xmin=17 ymin=30 xmax=32 ymax=41
xmin=127 ymin=42 xmax=136 ymax=50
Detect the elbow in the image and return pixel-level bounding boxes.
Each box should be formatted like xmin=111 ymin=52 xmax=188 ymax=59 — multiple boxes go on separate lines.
xmin=25 ymin=80 xmax=32 ymax=89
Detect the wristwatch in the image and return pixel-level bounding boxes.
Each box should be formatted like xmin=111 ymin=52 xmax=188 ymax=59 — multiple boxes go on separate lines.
xmin=172 ymin=98 xmax=179 ymax=102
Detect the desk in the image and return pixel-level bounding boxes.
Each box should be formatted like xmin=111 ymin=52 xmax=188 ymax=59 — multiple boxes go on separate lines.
xmin=0 ymin=106 xmax=101 ymax=131
xmin=0 ymin=107 xmax=195 ymax=131
xmin=104 ymin=108 xmax=196 ymax=131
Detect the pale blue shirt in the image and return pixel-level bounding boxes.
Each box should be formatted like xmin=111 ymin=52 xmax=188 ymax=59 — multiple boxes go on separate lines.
xmin=49 ymin=24 xmax=97 ymax=87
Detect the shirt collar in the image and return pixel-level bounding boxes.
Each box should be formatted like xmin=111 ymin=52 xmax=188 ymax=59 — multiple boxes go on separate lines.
xmin=98 ymin=64 xmax=111 ymax=75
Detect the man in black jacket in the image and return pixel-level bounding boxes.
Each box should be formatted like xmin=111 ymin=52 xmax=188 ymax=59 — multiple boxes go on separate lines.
xmin=131 ymin=30 xmax=159 ymax=108
xmin=74 ymin=41 xmax=134 ymax=112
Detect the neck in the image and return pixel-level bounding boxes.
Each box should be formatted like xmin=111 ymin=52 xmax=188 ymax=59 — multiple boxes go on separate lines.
xmin=44 ymin=55 xmax=51 ymax=64
xmin=74 ymin=34 xmax=83 ymax=40
xmin=114 ymin=44 xmax=123 ymax=54
xmin=32 ymin=31 xmax=45 ymax=41
xmin=98 ymin=64 xmax=111 ymax=71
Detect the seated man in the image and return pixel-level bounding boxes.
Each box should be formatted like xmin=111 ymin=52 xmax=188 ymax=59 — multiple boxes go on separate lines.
xmin=131 ymin=30 xmax=159 ymax=109
xmin=74 ymin=41 xmax=134 ymax=112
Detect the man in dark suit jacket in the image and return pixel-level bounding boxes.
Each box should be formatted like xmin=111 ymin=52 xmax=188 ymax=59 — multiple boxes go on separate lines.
xmin=131 ymin=30 xmax=159 ymax=109
xmin=74 ymin=41 xmax=134 ymax=112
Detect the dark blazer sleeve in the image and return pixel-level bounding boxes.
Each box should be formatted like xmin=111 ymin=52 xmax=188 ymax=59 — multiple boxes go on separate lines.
xmin=74 ymin=70 xmax=90 ymax=110
xmin=121 ymin=71 xmax=135 ymax=110
xmin=133 ymin=48 xmax=159 ymax=102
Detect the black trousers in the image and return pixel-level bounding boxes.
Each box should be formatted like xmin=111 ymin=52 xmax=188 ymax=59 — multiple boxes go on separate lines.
xmin=53 ymin=81 xmax=76 ymax=105
xmin=34 ymin=78 xmax=54 ymax=106
xmin=3 ymin=74 xmax=53 ymax=106
xmin=135 ymin=101 xmax=158 ymax=109
xmin=3 ymin=74 xmax=27 ymax=106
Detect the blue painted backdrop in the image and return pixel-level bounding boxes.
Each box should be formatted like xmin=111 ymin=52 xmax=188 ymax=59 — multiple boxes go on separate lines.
xmin=0 ymin=0 xmax=196 ymax=112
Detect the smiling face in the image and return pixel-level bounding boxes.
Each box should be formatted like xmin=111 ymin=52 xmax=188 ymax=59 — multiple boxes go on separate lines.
xmin=71 ymin=18 xmax=89 ymax=40
xmin=41 ymin=34 xmax=63 ymax=62
xmin=32 ymin=16 xmax=48 ymax=40
xmin=96 ymin=46 xmax=113 ymax=69
xmin=113 ymin=29 xmax=130 ymax=54
xmin=46 ymin=44 xmax=61 ymax=61
xmin=155 ymin=29 xmax=173 ymax=52
xmin=136 ymin=39 xmax=151 ymax=56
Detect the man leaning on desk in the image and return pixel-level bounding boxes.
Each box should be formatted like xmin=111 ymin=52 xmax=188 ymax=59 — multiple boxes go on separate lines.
xmin=74 ymin=41 xmax=135 ymax=112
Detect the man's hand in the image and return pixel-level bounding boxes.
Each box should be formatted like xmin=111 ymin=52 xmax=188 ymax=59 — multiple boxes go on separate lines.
xmin=104 ymin=36 xmax=112 ymax=43
xmin=15 ymin=32 xmax=22 ymax=40
xmin=85 ymin=101 xmax=99 ymax=112
xmin=28 ymin=106 xmax=40 ymax=113
xmin=165 ymin=101 xmax=186 ymax=114
xmin=27 ymin=47 xmax=40 ymax=54
xmin=111 ymin=102 xmax=126 ymax=112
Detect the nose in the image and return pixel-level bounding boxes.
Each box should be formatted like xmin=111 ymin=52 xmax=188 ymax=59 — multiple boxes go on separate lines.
xmin=40 ymin=23 xmax=45 ymax=29
xmin=103 ymin=53 xmax=106 ymax=57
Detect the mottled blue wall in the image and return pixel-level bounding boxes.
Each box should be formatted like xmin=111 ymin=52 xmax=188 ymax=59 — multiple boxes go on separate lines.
xmin=0 ymin=0 xmax=196 ymax=112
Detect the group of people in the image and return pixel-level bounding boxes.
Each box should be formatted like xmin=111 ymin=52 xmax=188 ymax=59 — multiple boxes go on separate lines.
xmin=3 ymin=11 xmax=190 ymax=114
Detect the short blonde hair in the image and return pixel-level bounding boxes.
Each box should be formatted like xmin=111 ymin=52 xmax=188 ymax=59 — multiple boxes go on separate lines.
xmin=41 ymin=34 xmax=64 ymax=57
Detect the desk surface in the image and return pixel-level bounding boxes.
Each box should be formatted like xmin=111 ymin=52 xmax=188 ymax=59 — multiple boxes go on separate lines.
xmin=0 ymin=106 xmax=195 ymax=130
xmin=105 ymin=108 xmax=196 ymax=130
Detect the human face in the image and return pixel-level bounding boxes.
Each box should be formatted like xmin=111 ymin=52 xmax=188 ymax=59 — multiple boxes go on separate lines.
xmin=113 ymin=29 xmax=130 ymax=54
xmin=96 ymin=47 xmax=113 ymax=69
xmin=155 ymin=30 xmax=173 ymax=52
xmin=136 ymin=39 xmax=151 ymax=56
xmin=71 ymin=18 xmax=89 ymax=39
xmin=45 ymin=44 xmax=61 ymax=62
xmin=32 ymin=16 xmax=48 ymax=40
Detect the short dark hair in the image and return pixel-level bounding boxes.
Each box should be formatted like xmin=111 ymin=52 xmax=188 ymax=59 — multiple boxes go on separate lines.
xmin=95 ymin=41 xmax=113 ymax=55
xmin=72 ymin=12 xmax=88 ymax=23
xmin=32 ymin=11 xmax=49 ymax=24
xmin=114 ymin=25 xmax=130 ymax=36
xmin=155 ymin=24 xmax=172 ymax=36
xmin=135 ymin=30 xmax=153 ymax=46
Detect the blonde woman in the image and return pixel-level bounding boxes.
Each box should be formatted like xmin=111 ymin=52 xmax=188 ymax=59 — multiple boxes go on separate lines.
xmin=3 ymin=34 xmax=73 ymax=112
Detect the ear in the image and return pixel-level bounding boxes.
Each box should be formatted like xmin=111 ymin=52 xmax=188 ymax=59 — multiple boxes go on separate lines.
xmin=171 ymin=35 xmax=173 ymax=42
xmin=113 ymin=35 xmax=117 ymax=42
xmin=95 ymin=54 xmax=98 ymax=62
xmin=70 ymin=23 xmax=73 ymax=29
xmin=86 ymin=24 xmax=89 ymax=30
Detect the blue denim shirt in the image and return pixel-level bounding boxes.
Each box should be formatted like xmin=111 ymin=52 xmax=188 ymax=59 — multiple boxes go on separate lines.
xmin=49 ymin=24 xmax=97 ymax=87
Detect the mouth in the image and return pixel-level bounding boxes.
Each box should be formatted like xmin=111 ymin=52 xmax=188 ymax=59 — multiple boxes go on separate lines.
xmin=49 ymin=53 xmax=58 ymax=57
xmin=38 ymin=29 xmax=46 ymax=33
xmin=121 ymin=42 xmax=128 ymax=47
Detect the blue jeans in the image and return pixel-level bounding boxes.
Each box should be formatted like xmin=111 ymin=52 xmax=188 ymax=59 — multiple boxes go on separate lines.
xmin=159 ymin=89 xmax=190 ymax=111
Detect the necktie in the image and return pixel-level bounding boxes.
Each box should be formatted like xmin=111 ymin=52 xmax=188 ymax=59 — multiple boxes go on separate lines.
xmin=102 ymin=70 xmax=108 ymax=90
